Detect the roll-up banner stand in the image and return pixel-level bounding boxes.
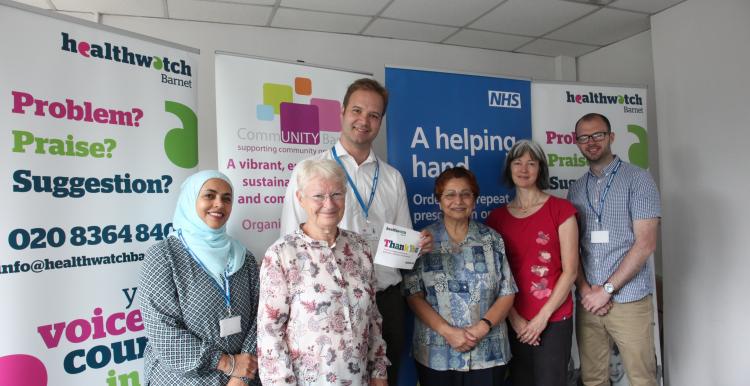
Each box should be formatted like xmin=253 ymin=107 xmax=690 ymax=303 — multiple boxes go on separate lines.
xmin=0 ymin=1 xmax=199 ymax=384
xmin=532 ymin=81 xmax=661 ymax=386
xmin=385 ymin=66 xmax=531 ymax=386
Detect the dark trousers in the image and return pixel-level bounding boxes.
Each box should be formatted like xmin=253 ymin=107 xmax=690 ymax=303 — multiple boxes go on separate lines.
xmin=509 ymin=318 xmax=573 ymax=386
xmin=376 ymin=284 xmax=405 ymax=386
xmin=416 ymin=362 xmax=508 ymax=386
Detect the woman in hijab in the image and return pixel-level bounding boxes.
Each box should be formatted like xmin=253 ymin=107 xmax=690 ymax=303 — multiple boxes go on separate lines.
xmin=138 ymin=170 xmax=260 ymax=386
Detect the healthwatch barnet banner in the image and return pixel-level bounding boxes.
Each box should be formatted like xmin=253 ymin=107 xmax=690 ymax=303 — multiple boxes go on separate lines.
xmin=0 ymin=2 xmax=198 ymax=386
xmin=385 ymin=67 xmax=531 ymax=230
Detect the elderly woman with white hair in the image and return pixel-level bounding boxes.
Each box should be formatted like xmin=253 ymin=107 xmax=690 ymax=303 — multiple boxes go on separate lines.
xmin=257 ymin=159 xmax=389 ymax=386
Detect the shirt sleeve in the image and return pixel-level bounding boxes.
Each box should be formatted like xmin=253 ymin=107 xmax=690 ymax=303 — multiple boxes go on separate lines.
xmin=630 ymin=169 xmax=662 ymax=220
xmin=241 ymin=251 xmax=260 ymax=356
xmin=492 ymin=231 xmax=518 ymax=297
xmin=365 ymin=244 xmax=390 ymax=379
xmin=392 ymin=171 xmax=413 ymax=229
xmin=137 ymin=241 xmax=222 ymax=377
xmin=553 ymin=197 xmax=578 ymax=227
xmin=257 ymin=244 xmax=296 ymax=385
xmin=279 ymin=166 xmax=305 ymax=237
xmin=401 ymin=254 xmax=426 ymax=297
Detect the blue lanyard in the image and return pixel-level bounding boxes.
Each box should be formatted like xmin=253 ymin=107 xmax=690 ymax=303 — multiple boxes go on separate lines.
xmin=585 ymin=159 xmax=622 ymax=224
xmin=178 ymin=230 xmax=232 ymax=313
xmin=331 ymin=146 xmax=379 ymax=218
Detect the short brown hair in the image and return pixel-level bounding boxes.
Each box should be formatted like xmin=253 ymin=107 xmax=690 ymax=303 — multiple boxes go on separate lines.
xmin=575 ymin=112 xmax=611 ymax=133
xmin=434 ymin=167 xmax=479 ymax=200
xmin=342 ymin=78 xmax=388 ymax=115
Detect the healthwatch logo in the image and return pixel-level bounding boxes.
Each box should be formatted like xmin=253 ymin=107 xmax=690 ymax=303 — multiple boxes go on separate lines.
xmin=60 ymin=32 xmax=192 ymax=77
xmin=488 ymin=90 xmax=521 ymax=109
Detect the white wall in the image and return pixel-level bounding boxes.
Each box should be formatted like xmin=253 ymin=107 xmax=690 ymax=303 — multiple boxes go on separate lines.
xmin=100 ymin=16 xmax=561 ymax=168
xmin=651 ymin=0 xmax=750 ymax=385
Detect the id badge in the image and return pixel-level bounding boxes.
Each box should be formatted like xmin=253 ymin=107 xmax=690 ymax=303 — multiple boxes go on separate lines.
xmin=361 ymin=221 xmax=381 ymax=243
xmin=219 ymin=315 xmax=242 ymax=337
xmin=591 ymin=230 xmax=609 ymax=244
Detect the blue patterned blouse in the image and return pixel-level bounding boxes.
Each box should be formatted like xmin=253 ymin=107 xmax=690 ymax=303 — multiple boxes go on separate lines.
xmin=402 ymin=219 xmax=517 ymax=371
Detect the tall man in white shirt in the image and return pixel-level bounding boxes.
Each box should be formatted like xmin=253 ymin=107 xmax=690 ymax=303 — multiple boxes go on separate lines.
xmin=280 ymin=78 xmax=431 ymax=386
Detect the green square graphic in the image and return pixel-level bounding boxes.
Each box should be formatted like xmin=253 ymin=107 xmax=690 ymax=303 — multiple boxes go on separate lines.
xmin=263 ymin=83 xmax=293 ymax=115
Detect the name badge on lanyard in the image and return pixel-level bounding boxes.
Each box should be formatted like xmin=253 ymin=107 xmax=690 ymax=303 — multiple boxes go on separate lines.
xmin=586 ymin=160 xmax=622 ymax=245
xmin=591 ymin=230 xmax=609 ymax=244
xmin=179 ymin=230 xmax=242 ymax=338
xmin=331 ymin=146 xmax=380 ymax=241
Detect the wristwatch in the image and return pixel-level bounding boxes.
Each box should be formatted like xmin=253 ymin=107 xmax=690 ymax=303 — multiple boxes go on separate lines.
xmin=603 ymin=282 xmax=615 ymax=294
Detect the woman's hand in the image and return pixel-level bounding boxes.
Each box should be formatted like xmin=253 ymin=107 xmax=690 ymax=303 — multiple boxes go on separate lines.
xmin=509 ymin=311 xmax=539 ymax=346
xmin=227 ymin=377 xmax=246 ymax=386
xmin=233 ymin=353 xmax=258 ymax=378
xmin=518 ymin=314 xmax=548 ymax=346
xmin=443 ymin=325 xmax=477 ymax=352
xmin=464 ymin=320 xmax=491 ymax=343
xmin=218 ymin=353 xmax=258 ymax=379
xmin=370 ymin=378 xmax=388 ymax=386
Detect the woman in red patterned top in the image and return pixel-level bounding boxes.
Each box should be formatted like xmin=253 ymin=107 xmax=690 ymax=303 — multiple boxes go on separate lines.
xmin=486 ymin=140 xmax=579 ymax=386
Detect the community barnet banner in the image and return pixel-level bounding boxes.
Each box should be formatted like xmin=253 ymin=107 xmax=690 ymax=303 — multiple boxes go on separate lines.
xmin=0 ymin=2 xmax=199 ymax=385
xmin=532 ymin=82 xmax=662 ymax=386
xmin=385 ymin=67 xmax=531 ymax=231
xmin=215 ymin=53 xmax=365 ymax=259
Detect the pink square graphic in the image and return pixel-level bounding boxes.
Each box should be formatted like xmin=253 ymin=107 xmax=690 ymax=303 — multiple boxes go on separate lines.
xmin=310 ymin=98 xmax=342 ymax=132
xmin=279 ymin=102 xmax=320 ymax=145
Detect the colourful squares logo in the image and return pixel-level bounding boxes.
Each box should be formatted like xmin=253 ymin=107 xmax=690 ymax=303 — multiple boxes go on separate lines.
xmin=280 ymin=102 xmax=320 ymax=145
xmin=295 ymin=77 xmax=312 ymax=96
xmin=263 ymin=83 xmax=293 ymax=114
xmin=256 ymin=104 xmax=275 ymax=121
xmin=310 ymin=98 xmax=342 ymax=132
xmin=0 ymin=354 xmax=47 ymax=386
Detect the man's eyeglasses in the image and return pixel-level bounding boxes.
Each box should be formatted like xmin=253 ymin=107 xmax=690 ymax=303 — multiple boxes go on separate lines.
xmin=576 ymin=131 xmax=610 ymax=144
xmin=441 ymin=190 xmax=474 ymax=201
xmin=306 ymin=192 xmax=345 ymax=203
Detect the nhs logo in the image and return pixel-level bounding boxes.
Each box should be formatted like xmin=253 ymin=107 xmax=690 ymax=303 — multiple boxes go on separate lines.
xmin=488 ymin=90 xmax=521 ymax=108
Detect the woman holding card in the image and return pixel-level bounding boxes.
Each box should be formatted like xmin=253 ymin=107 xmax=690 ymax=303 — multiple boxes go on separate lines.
xmin=486 ymin=140 xmax=579 ymax=386
xmin=138 ymin=170 xmax=260 ymax=386
xmin=257 ymin=159 xmax=389 ymax=386
xmin=402 ymin=166 xmax=517 ymax=385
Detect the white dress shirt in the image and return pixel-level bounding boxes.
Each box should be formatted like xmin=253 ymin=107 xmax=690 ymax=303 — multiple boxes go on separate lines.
xmin=279 ymin=141 xmax=413 ymax=291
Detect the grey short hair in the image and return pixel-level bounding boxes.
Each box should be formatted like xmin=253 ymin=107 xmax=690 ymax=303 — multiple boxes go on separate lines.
xmin=502 ymin=139 xmax=550 ymax=190
xmin=296 ymin=159 xmax=347 ymax=193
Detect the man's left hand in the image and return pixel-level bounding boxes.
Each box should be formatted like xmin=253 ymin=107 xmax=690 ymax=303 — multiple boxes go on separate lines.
xmin=418 ymin=230 xmax=433 ymax=255
xmin=581 ymin=285 xmax=612 ymax=314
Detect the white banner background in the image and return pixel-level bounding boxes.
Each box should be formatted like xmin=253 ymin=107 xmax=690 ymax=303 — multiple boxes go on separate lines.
xmin=215 ymin=53 xmax=365 ymax=259
xmin=0 ymin=2 xmax=199 ymax=385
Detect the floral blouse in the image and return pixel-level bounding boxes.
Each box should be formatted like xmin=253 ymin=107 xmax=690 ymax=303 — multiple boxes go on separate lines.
xmin=257 ymin=227 xmax=389 ymax=385
xmin=402 ymin=220 xmax=517 ymax=371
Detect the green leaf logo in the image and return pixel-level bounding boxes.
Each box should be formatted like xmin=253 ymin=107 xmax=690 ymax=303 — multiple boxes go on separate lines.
xmin=627 ymin=124 xmax=648 ymax=169
xmin=164 ymin=101 xmax=198 ymax=168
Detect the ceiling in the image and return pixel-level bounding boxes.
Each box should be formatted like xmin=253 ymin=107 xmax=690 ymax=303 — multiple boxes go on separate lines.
xmin=15 ymin=0 xmax=685 ymax=57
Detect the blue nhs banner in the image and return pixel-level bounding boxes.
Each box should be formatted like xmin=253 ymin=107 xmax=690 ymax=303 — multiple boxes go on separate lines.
xmin=385 ymin=67 xmax=531 ymax=230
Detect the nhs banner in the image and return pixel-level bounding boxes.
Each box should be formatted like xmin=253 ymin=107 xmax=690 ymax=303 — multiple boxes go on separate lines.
xmin=385 ymin=67 xmax=531 ymax=230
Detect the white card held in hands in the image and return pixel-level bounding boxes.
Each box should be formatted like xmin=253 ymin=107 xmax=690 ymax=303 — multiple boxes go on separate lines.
xmin=374 ymin=223 xmax=421 ymax=270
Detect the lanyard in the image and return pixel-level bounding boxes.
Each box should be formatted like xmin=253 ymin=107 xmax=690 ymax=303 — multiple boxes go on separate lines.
xmin=331 ymin=146 xmax=379 ymax=218
xmin=178 ymin=230 xmax=232 ymax=313
xmin=585 ymin=159 xmax=622 ymax=224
